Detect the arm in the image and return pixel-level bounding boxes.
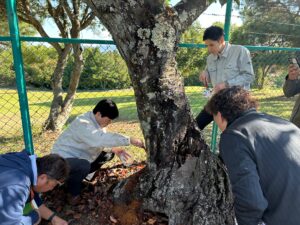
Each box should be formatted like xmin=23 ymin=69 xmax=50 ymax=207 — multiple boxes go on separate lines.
xmin=0 ymin=184 xmax=39 ymax=225
xmin=38 ymin=204 xmax=68 ymax=225
xmin=227 ymin=47 xmax=254 ymax=88
xmin=220 ymin=133 xmax=267 ymax=225
xmin=75 ymin=121 xmax=144 ymax=149
xmin=74 ymin=121 xmax=130 ymax=148
xmin=283 ymin=64 xmax=300 ymax=97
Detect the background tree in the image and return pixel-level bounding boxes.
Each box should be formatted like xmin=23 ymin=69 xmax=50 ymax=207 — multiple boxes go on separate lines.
xmin=22 ymin=45 xmax=57 ymax=88
xmin=1 ymin=0 xmax=97 ymax=131
xmin=64 ymin=47 xmax=131 ymax=89
xmin=235 ymin=0 xmax=300 ymax=47
xmin=84 ymin=1 xmax=235 ymax=224
xmin=231 ymin=0 xmax=299 ymax=88
xmin=177 ymin=22 xmax=207 ymax=86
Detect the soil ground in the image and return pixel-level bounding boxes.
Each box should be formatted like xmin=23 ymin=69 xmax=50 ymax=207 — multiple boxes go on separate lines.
xmin=41 ymin=163 xmax=168 ymax=225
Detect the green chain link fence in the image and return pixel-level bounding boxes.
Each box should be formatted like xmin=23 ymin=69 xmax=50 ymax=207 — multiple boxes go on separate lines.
xmin=0 ymin=40 xmax=299 ymax=157
xmin=1 ymin=0 xmax=299 ymax=162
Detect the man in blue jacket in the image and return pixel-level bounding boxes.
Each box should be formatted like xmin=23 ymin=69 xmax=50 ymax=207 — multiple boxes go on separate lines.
xmin=206 ymin=86 xmax=300 ymax=225
xmin=0 ymin=151 xmax=69 ymax=225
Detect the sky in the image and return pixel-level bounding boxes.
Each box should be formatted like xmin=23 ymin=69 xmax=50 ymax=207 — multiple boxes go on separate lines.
xmin=43 ymin=1 xmax=242 ymax=40
xmin=171 ymin=0 xmax=242 ymax=28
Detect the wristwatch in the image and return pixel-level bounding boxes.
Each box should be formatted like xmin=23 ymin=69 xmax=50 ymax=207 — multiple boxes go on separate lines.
xmin=48 ymin=212 xmax=56 ymax=222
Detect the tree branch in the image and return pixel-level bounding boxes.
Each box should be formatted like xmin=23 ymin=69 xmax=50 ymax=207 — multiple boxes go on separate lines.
xmin=18 ymin=14 xmax=31 ymax=24
xmin=20 ymin=0 xmax=62 ymax=52
xmin=62 ymin=0 xmax=75 ymax=21
xmin=72 ymin=0 xmax=79 ymax=17
xmin=48 ymin=0 xmax=69 ymax=37
xmin=81 ymin=4 xmax=90 ymax=22
xmin=84 ymin=0 xmax=115 ymax=15
xmin=174 ymin=0 xmax=209 ymax=33
xmin=80 ymin=12 xmax=95 ymax=30
xmin=143 ymin=0 xmax=165 ymax=14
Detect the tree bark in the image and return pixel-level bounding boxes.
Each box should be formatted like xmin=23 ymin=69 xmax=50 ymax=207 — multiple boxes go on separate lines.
xmin=85 ymin=0 xmax=235 ymax=224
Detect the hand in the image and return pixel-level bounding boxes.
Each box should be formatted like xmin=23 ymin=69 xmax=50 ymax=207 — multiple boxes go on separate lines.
xmin=112 ymin=147 xmax=131 ymax=160
xmin=288 ymin=64 xmax=300 ymax=80
xmin=130 ymin=137 xmax=145 ymax=149
xmin=199 ymin=71 xmax=209 ymax=87
xmin=51 ymin=215 xmax=68 ymax=225
xmin=213 ymin=82 xmax=227 ymax=93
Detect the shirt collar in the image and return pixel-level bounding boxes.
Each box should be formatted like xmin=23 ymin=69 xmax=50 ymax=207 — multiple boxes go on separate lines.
xmin=212 ymin=42 xmax=230 ymax=61
xmin=226 ymin=108 xmax=257 ymax=128
xmin=89 ymin=111 xmax=101 ymax=129
xmin=29 ymin=154 xmax=38 ymax=186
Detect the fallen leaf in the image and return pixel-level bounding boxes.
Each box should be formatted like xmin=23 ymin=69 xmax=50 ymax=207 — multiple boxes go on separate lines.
xmin=73 ymin=213 xmax=81 ymax=219
xmin=109 ymin=215 xmax=118 ymax=223
xmin=65 ymin=209 xmax=74 ymax=216
xmin=147 ymin=218 xmax=156 ymax=224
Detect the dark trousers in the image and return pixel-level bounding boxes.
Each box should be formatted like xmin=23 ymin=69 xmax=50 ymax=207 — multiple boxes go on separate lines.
xmin=65 ymin=151 xmax=115 ymax=196
xmin=195 ymin=108 xmax=213 ymax=130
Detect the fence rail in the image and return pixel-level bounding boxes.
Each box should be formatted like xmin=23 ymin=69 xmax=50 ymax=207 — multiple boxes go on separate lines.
xmin=0 ymin=37 xmax=299 ymax=157
xmin=1 ymin=0 xmax=299 ymax=158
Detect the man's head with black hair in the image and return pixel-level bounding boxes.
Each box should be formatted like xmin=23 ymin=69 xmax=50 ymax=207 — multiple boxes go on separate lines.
xmin=34 ymin=154 xmax=69 ymax=193
xmin=203 ymin=26 xmax=226 ymax=56
xmin=203 ymin=26 xmax=224 ymax=41
xmin=93 ymin=99 xmax=119 ymax=128
xmin=93 ymin=99 xmax=119 ymax=119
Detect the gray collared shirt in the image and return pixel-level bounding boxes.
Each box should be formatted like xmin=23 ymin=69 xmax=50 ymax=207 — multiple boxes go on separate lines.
xmin=206 ymin=43 xmax=254 ymax=89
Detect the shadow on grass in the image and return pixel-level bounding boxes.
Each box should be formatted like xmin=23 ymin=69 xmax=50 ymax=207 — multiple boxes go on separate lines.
xmin=258 ymin=94 xmax=295 ymax=118
xmin=31 ymin=95 xmax=138 ymax=122
xmin=31 ymin=95 xmax=136 ymax=108
xmin=30 ymin=92 xmax=211 ymax=124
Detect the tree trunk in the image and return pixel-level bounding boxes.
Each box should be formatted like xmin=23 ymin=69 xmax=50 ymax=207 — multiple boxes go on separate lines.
xmin=85 ymin=1 xmax=235 ymax=224
xmin=43 ymin=0 xmax=89 ymax=131
xmin=43 ymin=43 xmax=84 ymax=131
xmin=261 ymin=65 xmax=271 ymax=90
xmin=43 ymin=45 xmax=72 ymax=131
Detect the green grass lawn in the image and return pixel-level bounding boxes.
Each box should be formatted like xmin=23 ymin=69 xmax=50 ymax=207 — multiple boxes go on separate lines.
xmin=0 ymin=86 xmax=296 ymax=158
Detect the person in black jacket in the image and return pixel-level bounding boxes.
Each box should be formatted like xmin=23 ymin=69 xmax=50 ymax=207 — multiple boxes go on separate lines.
xmin=205 ymin=86 xmax=300 ymax=225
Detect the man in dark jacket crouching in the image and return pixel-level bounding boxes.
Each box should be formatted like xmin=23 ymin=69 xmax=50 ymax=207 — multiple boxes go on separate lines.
xmin=206 ymin=86 xmax=300 ymax=225
xmin=0 ymin=151 xmax=69 ymax=225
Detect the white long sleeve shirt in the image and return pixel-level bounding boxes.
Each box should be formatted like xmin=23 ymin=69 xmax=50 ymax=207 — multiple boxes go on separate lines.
xmin=51 ymin=111 xmax=130 ymax=162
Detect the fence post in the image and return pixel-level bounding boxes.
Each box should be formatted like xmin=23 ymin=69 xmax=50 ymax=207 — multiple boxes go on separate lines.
xmin=6 ymin=0 xmax=34 ymax=155
xmin=210 ymin=0 xmax=233 ymax=153
xmin=224 ymin=0 xmax=233 ymax=41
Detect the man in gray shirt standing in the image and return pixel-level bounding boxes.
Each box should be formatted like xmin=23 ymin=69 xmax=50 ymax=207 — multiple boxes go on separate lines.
xmin=196 ymin=26 xmax=254 ymax=129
